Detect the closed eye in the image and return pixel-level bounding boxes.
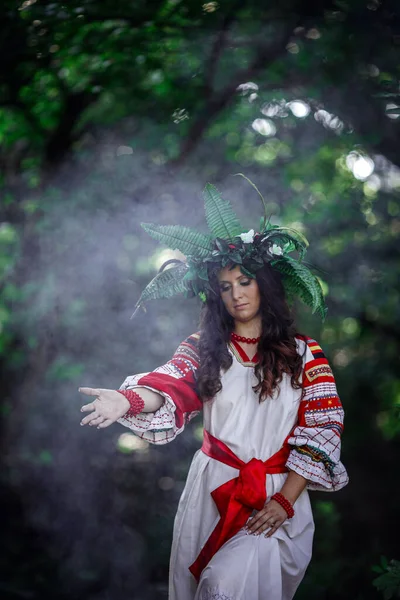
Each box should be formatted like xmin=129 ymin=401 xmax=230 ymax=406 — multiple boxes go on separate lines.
xmin=220 ymin=278 xmax=251 ymax=292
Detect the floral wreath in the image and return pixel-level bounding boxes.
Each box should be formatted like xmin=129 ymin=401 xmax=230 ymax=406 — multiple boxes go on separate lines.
xmin=133 ymin=175 xmax=327 ymax=320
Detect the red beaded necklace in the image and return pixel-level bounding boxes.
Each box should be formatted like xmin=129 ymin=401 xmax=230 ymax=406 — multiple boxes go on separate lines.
xmin=231 ymin=332 xmax=260 ymax=344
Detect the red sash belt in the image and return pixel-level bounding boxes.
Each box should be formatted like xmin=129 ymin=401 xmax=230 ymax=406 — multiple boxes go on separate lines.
xmin=189 ymin=430 xmax=290 ymax=581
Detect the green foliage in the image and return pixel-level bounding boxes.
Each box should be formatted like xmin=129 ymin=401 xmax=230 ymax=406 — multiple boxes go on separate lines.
xmin=141 ymin=223 xmax=214 ymax=257
xmin=203 ymin=183 xmax=243 ymax=241
xmin=141 ymin=204 xmax=324 ymax=316
xmin=261 ymin=227 xmax=309 ymax=260
xmin=134 ymin=262 xmax=190 ymax=310
xmin=373 ymin=558 xmax=400 ymax=600
xmin=272 ymin=256 xmax=327 ymax=320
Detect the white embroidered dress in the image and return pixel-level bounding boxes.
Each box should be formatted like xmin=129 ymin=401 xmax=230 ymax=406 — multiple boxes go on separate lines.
xmin=118 ymin=334 xmax=348 ymax=600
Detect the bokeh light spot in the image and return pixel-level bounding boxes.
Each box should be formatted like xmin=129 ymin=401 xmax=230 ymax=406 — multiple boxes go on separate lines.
xmin=288 ymin=101 xmax=310 ymax=118
xmin=286 ymin=42 xmax=299 ymax=54
xmin=306 ymin=28 xmax=321 ymax=39
xmin=346 ymin=152 xmax=374 ymax=180
xmin=203 ymin=1 xmax=219 ymax=12
xmin=363 ymin=174 xmax=381 ymax=196
xmin=386 ymin=103 xmax=400 ymax=120
xmin=193 ymin=425 xmax=204 ymax=442
xmin=153 ymin=248 xmax=185 ymax=270
xmin=365 ymin=212 xmax=378 ymax=226
xmin=341 ymin=318 xmax=360 ymax=336
xmin=117 ymin=433 xmax=149 ymax=453
xmin=237 ymin=82 xmax=258 ymax=95
xmin=333 ymin=349 xmax=352 ymax=368
xmin=251 ymin=118 xmax=276 ymax=137
xmin=261 ymin=103 xmax=282 ymax=118
xmin=117 ymin=146 xmax=133 ymax=156
xmin=290 ymin=179 xmax=304 ymax=192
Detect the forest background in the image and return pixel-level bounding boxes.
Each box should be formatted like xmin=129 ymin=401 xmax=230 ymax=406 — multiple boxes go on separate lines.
xmin=1 ymin=1 xmax=399 ymax=599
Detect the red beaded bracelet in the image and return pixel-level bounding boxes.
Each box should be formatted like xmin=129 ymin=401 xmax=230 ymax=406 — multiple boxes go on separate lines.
xmin=271 ymin=492 xmax=295 ymax=519
xmin=117 ymin=389 xmax=145 ymax=418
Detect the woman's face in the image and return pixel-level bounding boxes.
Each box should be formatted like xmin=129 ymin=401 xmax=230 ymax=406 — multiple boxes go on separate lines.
xmin=217 ymin=265 xmax=261 ymax=323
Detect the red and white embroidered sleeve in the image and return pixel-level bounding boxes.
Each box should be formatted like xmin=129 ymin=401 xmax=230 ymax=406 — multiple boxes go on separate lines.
xmin=117 ymin=333 xmax=202 ymax=445
xmin=286 ymin=337 xmax=349 ymax=491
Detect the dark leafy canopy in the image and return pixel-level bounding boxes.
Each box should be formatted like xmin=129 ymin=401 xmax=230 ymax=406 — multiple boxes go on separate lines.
xmin=1 ymin=1 xmax=400 ymax=600
xmin=0 ymin=0 xmax=399 ymax=175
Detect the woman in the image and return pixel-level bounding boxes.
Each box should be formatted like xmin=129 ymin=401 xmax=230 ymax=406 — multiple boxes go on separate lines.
xmin=79 ymin=183 xmax=348 ymax=600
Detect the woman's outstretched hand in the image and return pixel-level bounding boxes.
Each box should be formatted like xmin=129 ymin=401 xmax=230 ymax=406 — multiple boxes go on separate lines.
xmin=245 ymin=499 xmax=288 ymax=538
xmin=79 ymin=387 xmax=130 ymax=429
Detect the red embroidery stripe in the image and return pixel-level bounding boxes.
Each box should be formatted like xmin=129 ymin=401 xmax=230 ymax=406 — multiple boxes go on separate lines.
xmin=305 ymin=396 xmax=342 ymax=410
xmin=137 ymin=371 xmax=202 ymax=429
xmin=229 ymin=339 xmax=258 ymax=363
xmin=303 ymin=358 xmax=334 ymax=387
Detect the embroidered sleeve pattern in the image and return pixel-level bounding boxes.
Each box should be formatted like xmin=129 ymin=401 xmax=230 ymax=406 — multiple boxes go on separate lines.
xmin=286 ymin=337 xmax=349 ymax=491
xmin=117 ymin=333 xmax=202 ymax=445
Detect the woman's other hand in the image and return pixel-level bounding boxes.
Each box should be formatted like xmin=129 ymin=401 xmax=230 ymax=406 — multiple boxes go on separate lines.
xmin=79 ymin=387 xmax=130 ymax=429
xmin=245 ymin=499 xmax=288 ymax=537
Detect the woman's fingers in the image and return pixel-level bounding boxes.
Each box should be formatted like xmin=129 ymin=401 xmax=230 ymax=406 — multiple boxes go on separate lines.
xmin=79 ymin=387 xmax=100 ymax=396
xmin=80 ymin=401 xmax=96 ymax=413
xmin=246 ymin=505 xmax=285 ymax=536
xmin=246 ymin=498 xmax=289 ymax=536
xmin=97 ymin=419 xmax=114 ymax=429
xmin=80 ymin=411 xmax=113 ymax=429
xmin=79 ymin=388 xmax=126 ymax=430
xmin=246 ymin=508 xmax=271 ymax=532
xmin=249 ymin=517 xmax=276 ymax=535
xmin=80 ymin=411 xmax=100 ymax=426
xmin=248 ymin=516 xmax=282 ymax=536
xmin=79 ymin=387 xmax=100 ymax=416
xmin=88 ymin=416 xmax=105 ymax=427
xmin=264 ymin=523 xmax=280 ymax=538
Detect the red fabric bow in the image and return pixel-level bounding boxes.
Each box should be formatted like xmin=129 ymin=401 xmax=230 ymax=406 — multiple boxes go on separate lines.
xmin=189 ymin=430 xmax=290 ymax=582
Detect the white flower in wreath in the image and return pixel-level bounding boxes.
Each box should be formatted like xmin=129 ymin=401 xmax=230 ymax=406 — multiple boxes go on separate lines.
xmin=270 ymin=243 xmax=283 ymax=256
xmin=239 ymin=229 xmax=255 ymax=244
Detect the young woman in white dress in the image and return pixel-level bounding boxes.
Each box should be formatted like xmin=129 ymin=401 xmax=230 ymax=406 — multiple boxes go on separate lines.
xmin=79 ymin=256 xmax=348 ymax=600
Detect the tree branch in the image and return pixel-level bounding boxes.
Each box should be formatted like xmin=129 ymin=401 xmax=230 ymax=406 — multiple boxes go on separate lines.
xmin=171 ymin=21 xmax=296 ymax=167
xmin=44 ymin=90 xmax=94 ymax=168
xmin=202 ymin=5 xmax=241 ymax=99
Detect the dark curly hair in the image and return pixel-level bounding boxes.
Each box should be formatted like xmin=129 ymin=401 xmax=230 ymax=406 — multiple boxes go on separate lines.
xmin=195 ymin=263 xmax=306 ymax=402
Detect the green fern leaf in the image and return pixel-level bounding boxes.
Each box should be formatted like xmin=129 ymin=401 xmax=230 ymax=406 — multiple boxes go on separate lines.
xmin=141 ymin=223 xmax=213 ymax=257
xmin=266 ymin=226 xmax=309 ymax=246
xmin=203 ymin=183 xmax=243 ymax=241
xmin=272 ymin=257 xmax=327 ymax=320
xmin=135 ymin=263 xmax=190 ymax=309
